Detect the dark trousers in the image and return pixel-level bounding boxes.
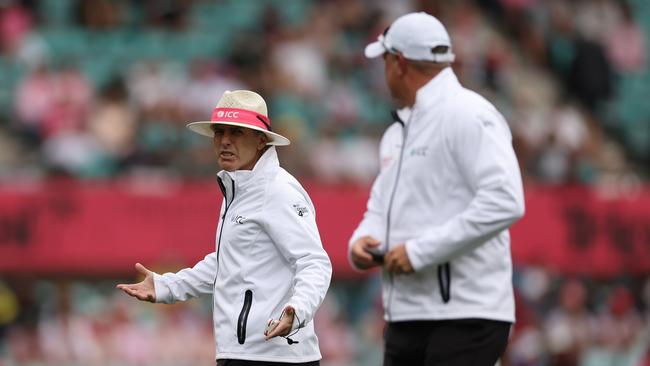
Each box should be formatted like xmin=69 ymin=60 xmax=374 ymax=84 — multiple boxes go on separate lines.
xmin=383 ymin=319 xmax=511 ymax=366
xmin=217 ymin=360 xmax=319 ymax=366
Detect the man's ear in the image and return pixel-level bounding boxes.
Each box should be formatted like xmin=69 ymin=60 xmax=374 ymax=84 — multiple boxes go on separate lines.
xmin=396 ymin=54 xmax=410 ymax=76
xmin=258 ymin=134 xmax=268 ymax=150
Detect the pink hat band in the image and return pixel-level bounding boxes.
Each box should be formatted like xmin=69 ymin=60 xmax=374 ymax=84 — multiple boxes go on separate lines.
xmin=211 ymin=107 xmax=272 ymax=131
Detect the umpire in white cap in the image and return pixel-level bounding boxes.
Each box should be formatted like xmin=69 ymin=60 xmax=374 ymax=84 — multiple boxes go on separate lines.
xmin=118 ymin=90 xmax=332 ymax=366
xmin=349 ymin=12 xmax=525 ymax=366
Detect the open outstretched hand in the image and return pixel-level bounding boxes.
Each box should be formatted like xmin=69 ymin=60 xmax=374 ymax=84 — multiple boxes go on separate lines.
xmin=116 ymin=263 xmax=156 ymax=302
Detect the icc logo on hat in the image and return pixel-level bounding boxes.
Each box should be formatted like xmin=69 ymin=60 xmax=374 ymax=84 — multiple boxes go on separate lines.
xmin=216 ymin=110 xmax=240 ymax=118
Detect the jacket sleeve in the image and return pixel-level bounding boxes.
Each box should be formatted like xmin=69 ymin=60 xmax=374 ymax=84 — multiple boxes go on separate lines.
xmin=263 ymin=183 xmax=332 ymax=331
xmin=153 ymin=252 xmax=216 ymax=304
xmin=348 ymin=126 xmax=396 ymax=267
xmin=347 ymin=174 xmax=385 ymax=269
xmin=405 ymin=108 xmax=525 ymax=271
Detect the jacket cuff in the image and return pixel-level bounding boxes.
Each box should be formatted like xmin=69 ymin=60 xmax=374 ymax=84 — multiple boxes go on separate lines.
xmin=153 ymin=273 xmax=173 ymax=304
xmin=405 ymin=240 xmax=425 ymax=272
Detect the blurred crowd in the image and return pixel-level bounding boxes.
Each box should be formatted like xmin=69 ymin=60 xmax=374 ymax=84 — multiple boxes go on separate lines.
xmin=0 ymin=0 xmax=648 ymax=185
xmin=507 ymin=268 xmax=650 ymax=366
xmin=0 ymin=271 xmax=649 ymax=366
xmin=0 ymin=277 xmax=379 ymax=366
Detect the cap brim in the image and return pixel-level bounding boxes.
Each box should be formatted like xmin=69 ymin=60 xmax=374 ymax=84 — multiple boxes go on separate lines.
xmin=364 ymin=41 xmax=386 ymax=59
xmin=186 ymin=121 xmax=291 ymax=146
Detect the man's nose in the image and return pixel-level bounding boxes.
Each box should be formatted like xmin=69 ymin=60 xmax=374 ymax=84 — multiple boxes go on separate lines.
xmin=215 ymin=131 xmax=232 ymax=146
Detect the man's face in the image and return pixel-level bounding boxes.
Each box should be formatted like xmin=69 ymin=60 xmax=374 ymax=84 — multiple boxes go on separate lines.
xmin=212 ymin=125 xmax=267 ymax=171
xmin=383 ymin=52 xmax=406 ymax=106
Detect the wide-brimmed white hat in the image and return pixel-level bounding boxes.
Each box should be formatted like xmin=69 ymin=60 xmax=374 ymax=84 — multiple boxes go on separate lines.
xmin=365 ymin=12 xmax=455 ymax=63
xmin=186 ymin=90 xmax=290 ymax=146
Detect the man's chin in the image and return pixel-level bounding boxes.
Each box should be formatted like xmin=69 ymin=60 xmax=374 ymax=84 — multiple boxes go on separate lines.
xmin=218 ymin=159 xmax=237 ymax=171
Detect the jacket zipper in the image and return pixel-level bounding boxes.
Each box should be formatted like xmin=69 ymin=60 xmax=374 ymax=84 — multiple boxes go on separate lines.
xmin=384 ymin=112 xmax=410 ymax=322
xmin=237 ymin=289 xmax=253 ymax=344
xmin=213 ymin=178 xmax=236 ymax=337
xmin=214 ymin=178 xmax=236 ymax=285
xmin=438 ymin=262 xmax=451 ymax=303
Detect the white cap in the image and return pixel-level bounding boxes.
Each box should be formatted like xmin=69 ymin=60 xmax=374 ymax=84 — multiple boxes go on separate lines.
xmin=364 ymin=12 xmax=455 ymax=63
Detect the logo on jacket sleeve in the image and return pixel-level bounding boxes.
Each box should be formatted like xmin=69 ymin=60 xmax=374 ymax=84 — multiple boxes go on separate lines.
xmin=231 ymin=215 xmax=246 ymax=224
xmin=292 ymin=203 xmax=309 ymax=217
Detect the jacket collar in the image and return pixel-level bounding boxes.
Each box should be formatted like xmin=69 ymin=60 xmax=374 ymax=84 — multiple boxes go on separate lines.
xmin=413 ymin=67 xmax=460 ymax=113
xmin=217 ymin=146 xmax=279 ymax=195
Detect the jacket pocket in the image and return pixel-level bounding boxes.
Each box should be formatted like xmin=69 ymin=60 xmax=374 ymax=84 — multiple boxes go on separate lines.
xmin=437 ymin=262 xmax=451 ymax=303
xmin=237 ymin=290 xmax=253 ymax=344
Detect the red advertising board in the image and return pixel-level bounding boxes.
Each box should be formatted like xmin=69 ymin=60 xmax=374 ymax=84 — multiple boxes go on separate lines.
xmin=510 ymin=185 xmax=650 ymax=277
xmin=0 ymin=180 xmax=648 ymax=277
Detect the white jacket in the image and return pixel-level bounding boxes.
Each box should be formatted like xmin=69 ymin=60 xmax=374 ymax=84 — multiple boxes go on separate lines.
xmin=153 ymin=147 xmax=332 ymax=363
xmin=350 ymin=68 xmax=525 ymax=323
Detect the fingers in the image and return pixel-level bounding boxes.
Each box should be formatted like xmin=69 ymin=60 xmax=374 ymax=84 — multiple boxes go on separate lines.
xmin=135 ymin=263 xmax=151 ymax=277
xmin=352 ymin=244 xmax=373 ymax=262
xmin=351 ymin=236 xmax=382 ymax=269
xmin=387 ymin=251 xmax=407 ymax=273
xmin=351 ymin=250 xmax=376 ymax=269
xmin=118 ymin=285 xmax=138 ymax=298
xmin=266 ymin=316 xmax=293 ymax=340
xmin=385 ymin=245 xmax=399 ymax=272
xmin=116 ymin=263 xmax=156 ymax=303
xmin=264 ymin=319 xmax=279 ymax=337
xmin=364 ymin=236 xmax=380 ymax=247
xmin=385 ymin=251 xmax=397 ymax=272
xmin=265 ymin=320 xmax=291 ymax=340
xmin=122 ymin=286 xmax=139 ymax=298
xmin=283 ymin=306 xmax=294 ymax=317
xmin=358 ymin=236 xmax=380 ymax=251
xmin=385 ymin=245 xmax=414 ymax=274
xmin=117 ymin=284 xmax=155 ymax=302
xmin=386 ymin=258 xmax=405 ymax=274
xmin=265 ymin=306 xmax=294 ymax=340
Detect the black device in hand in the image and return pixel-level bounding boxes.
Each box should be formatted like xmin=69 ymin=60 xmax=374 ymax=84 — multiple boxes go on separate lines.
xmin=365 ymin=247 xmax=385 ymax=264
